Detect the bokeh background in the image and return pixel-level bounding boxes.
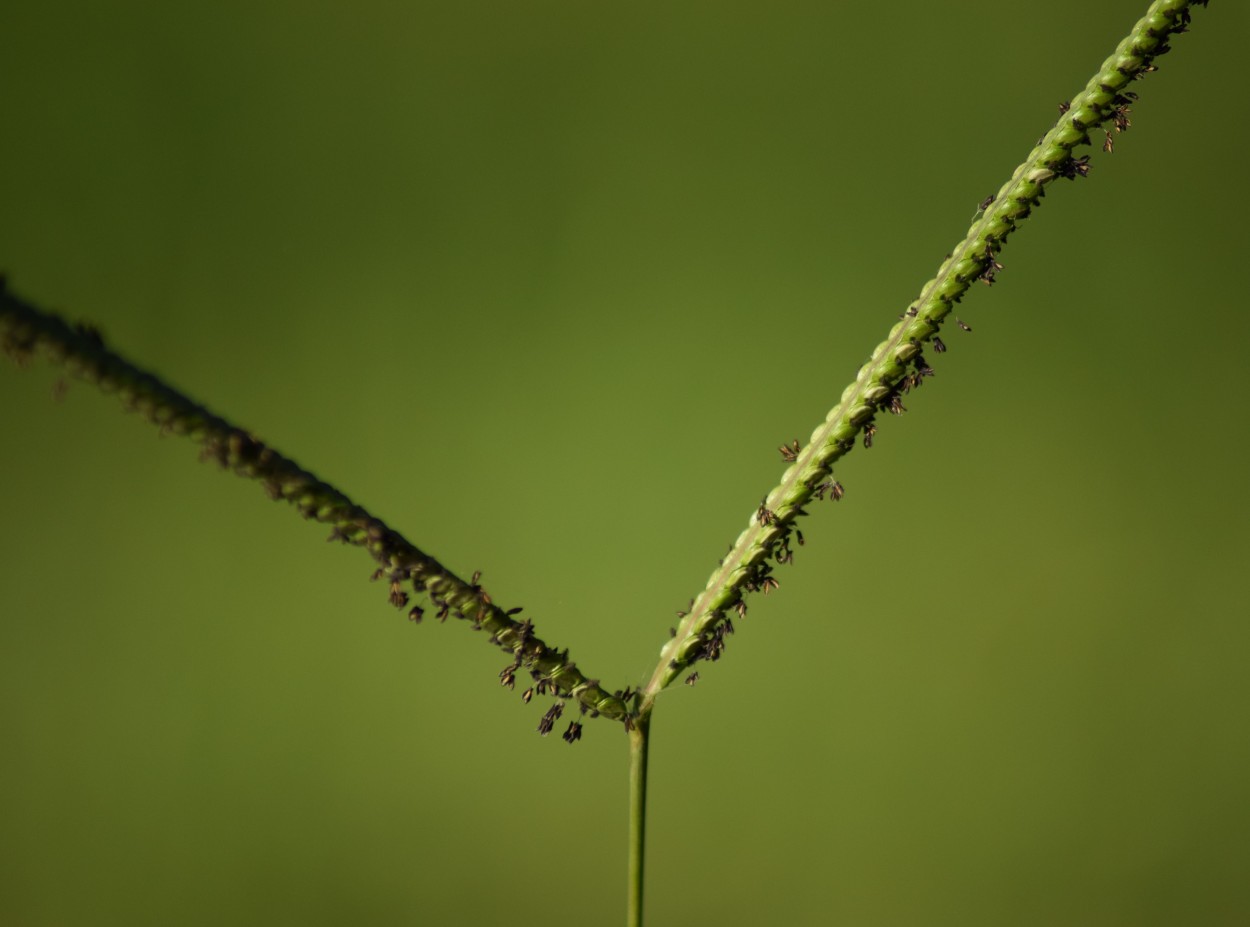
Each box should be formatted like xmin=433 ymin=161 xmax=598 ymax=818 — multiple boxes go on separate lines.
xmin=2 ymin=2 xmax=1248 ymax=924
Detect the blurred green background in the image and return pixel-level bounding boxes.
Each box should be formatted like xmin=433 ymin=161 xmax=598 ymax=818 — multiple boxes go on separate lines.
xmin=2 ymin=2 xmax=1248 ymax=924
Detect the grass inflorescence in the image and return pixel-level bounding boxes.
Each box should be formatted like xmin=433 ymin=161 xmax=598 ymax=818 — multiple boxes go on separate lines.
xmin=635 ymin=0 xmax=1206 ymax=719
xmin=0 ymin=5 xmax=1214 ymax=923
xmin=0 ymin=282 xmax=631 ymax=733
xmin=0 ymin=0 xmax=1209 ymax=744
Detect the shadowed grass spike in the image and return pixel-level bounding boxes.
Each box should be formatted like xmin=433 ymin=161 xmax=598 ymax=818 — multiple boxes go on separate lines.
xmin=0 ymin=287 xmax=631 ymax=728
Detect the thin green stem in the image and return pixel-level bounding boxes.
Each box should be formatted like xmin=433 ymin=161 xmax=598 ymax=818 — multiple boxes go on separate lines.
xmin=638 ymin=0 xmax=1204 ymax=716
xmin=627 ymin=713 xmax=651 ymax=927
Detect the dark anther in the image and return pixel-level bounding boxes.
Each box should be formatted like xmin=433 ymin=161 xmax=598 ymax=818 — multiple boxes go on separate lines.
xmin=436 ymin=603 xmax=450 ymax=622
xmin=389 ymin=581 xmax=408 ymax=609
xmin=408 ymin=605 xmax=424 ymax=623
xmin=933 ymin=336 xmax=947 ymax=354
xmin=980 ymin=245 xmax=1003 ymax=285
xmin=506 ymin=606 xmax=524 ymax=616
xmin=1058 ymin=100 xmax=1071 ymax=114
xmin=979 ymin=194 xmax=995 ymax=211
xmin=956 ymin=318 xmax=972 ymax=332
xmin=369 ymin=568 xmax=385 ymax=582
xmin=1103 ymin=131 xmax=1115 ymax=154
xmin=753 ymin=562 xmax=773 ymax=585
xmin=537 ymin=702 xmax=565 ymax=736
xmin=779 ymin=439 xmax=801 ymax=462
xmin=863 ymin=423 xmax=876 ymax=449
xmin=1057 ymin=155 xmax=1092 ymax=180
xmin=774 ymin=537 xmax=794 ymax=565
xmin=697 ymin=625 xmax=729 ymax=662
xmin=562 ymin=721 xmax=583 ymax=744
xmin=757 ymin=502 xmax=778 ymax=526
xmin=761 ymin=576 xmax=779 ymax=594
xmin=521 ymin=687 xmax=534 ymax=704
xmin=499 ymin=662 xmax=518 ymax=689
xmin=796 ymin=529 xmax=805 ymax=546
xmin=685 ymin=673 xmax=700 ymax=687
xmin=815 ymin=479 xmax=845 ymax=502
xmin=734 ymin=600 xmax=748 ymax=619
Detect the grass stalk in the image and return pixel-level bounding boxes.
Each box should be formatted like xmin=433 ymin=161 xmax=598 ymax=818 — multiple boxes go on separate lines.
xmin=627 ymin=713 xmax=651 ymax=927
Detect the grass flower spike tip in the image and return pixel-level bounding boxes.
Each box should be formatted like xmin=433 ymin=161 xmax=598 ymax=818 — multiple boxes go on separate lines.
xmin=638 ymin=0 xmax=1207 ymax=714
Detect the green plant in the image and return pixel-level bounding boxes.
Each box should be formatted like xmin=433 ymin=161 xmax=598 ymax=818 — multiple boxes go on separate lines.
xmin=3 ymin=2 xmax=1244 ymax=925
